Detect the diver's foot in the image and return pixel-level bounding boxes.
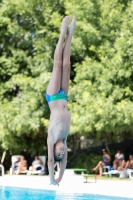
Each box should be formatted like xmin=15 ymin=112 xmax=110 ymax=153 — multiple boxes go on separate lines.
xmin=60 ymin=16 xmax=70 ymax=35
xmin=67 ymin=16 xmax=76 ymax=35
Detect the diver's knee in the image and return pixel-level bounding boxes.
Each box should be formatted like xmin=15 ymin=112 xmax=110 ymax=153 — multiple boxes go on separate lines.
xmin=54 ymin=59 xmax=62 ymax=69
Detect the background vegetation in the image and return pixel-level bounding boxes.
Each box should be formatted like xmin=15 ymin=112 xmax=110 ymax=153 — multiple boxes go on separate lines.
xmin=0 ymin=0 xmax=133 ymax=159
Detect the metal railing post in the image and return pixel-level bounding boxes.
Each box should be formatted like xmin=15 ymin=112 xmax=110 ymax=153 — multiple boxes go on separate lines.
xmin=0 ymin=164 xmax=4 ymax=176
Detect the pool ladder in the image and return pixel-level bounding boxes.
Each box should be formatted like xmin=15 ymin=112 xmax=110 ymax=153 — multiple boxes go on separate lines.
xmin=0 ymin=164 xmax=4 ymax=176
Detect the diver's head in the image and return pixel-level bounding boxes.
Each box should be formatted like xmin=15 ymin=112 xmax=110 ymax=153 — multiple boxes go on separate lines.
xmin=54 ymin=140 xmax=65 ymax=162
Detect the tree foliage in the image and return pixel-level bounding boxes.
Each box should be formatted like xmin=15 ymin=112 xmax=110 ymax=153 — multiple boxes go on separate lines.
xmin=0 ymin=0 xmax=133 ymax=153
xmin=0 ymin=0 xmax=63 ymax=153
xmin=68 ymin=0 xmax=133 ymax=141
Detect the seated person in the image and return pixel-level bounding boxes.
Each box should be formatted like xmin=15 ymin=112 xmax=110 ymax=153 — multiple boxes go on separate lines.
xmin=114 ymin=154 xmax=133 ymax=179
xmin=117 ymin=160 xmax=126 ymax=171
xmin=113 ymin=150 xmax=124 ymax=170
xmin=30 ymin=156 xmax=43 ymax=171
xmin=124 ymin=154 xmax=133 ymax=178
xmin=15 ymin=156 xmax=27 ymax=175
xmin=116 ymin=154 xmax=133 ymax=171
xmin=124 ymin=154 xmax=133 ymax=170
xmin=93 ymin=149 xmax=111 ymax=176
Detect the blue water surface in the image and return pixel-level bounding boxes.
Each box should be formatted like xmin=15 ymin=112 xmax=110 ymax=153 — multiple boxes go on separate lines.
xmin=0 ymin=186 xmax=133 ymax=200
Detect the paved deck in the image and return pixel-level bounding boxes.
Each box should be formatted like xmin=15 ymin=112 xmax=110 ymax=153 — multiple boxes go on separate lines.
xmin=0 ymin=175 xmax=133 ymax=199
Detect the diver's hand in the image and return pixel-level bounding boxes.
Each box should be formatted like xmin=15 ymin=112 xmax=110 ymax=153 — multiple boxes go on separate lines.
xmin=50 ymin=180 xmax=59 ymax=186
xmin=55 ymin=177 xmax=61 ymax=184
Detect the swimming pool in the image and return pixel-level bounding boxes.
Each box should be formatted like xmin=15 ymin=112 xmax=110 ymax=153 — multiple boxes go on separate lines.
xmin=0 ymin=186 xmax=133 ymax=200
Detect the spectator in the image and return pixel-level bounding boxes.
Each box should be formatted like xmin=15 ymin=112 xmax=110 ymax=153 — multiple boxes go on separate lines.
xmin=125 ymin=154 xmax=133 ymax=178
xmin=31 ymin=156 xmax=43 ymax=171
xmin=113 ymin=150 xmax=124 ymax=170
xmin=93 ymin=149 xmax=111 ymax=176
xmin=15 ymin=156 xmax=27 ymax=175
xmin=124 ymin=154 xmax=133 ymax=170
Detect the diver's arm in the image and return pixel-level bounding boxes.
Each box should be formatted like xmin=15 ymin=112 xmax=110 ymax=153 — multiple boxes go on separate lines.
xmin=55 ymin=144 xmax=67 ymax=183
xmin=47 ymin=138 xmax=57 ymax=185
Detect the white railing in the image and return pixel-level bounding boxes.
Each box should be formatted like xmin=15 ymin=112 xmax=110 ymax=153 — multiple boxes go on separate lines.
xmin=0 ymin=164 xmax=4 ymax=176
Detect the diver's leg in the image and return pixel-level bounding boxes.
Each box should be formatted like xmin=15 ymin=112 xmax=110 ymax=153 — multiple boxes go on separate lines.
xmin=47 ymin=16 xmax=70 ymax=95
xmin=61 ymin=16 xmax=76 ymax=94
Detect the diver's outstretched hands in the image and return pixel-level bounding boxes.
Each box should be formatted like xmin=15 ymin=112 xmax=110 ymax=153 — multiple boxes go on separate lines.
xmin=55 ymin=177 xmax=61 ymax=184
xmin=50 ymin=179 xmax=59 ymax=186
xmin=50 ymin=177 xmax=61 ymax=186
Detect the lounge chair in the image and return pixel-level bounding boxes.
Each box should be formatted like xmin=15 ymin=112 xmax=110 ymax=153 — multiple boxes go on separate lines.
xmin=0 ymin=164 xmax=4 ymax=176
xmin=108 ymin=169 xmax=128 ymax=178
xmin=10 ymin=155 xmax=28 ymax=175
xmin=0 ymin=151 xmax=6 ymax=176
xmin=102 ymin=166 xmax=110 ymax=175
xmin=126 ymin=168 xmax=133 ymax=179
xmin=27 ymin=156 xmax=46 ymax=176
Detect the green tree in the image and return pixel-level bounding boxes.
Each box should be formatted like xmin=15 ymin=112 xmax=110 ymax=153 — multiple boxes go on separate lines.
xmin=0 ymin=0 xmax=133 ymax=155
xmin=0 ymin=0 xmax=65 ymax=154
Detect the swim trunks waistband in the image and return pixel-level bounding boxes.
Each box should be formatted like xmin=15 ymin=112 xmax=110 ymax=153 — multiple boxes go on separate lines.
xmin=46 ymin=89 xmax=68 ymax=103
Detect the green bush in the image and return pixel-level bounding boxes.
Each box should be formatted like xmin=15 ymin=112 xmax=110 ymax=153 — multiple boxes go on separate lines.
xmin=69 ymin=150 xmax=116 ymax=174
xmin=70 ymin=153 xmax=102 ymax=174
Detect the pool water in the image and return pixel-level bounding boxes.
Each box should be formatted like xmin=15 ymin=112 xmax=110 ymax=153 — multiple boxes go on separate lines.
xmin=0 ymin=186 xmax=132 ymax=200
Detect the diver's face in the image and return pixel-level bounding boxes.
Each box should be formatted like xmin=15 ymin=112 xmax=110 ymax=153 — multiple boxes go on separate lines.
xmin=54 ymin=142 xmax=65 ymax=159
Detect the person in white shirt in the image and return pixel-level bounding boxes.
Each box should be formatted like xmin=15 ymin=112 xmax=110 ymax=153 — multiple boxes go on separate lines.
xmin=113 ymin=150 xmax=124 ymax=170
